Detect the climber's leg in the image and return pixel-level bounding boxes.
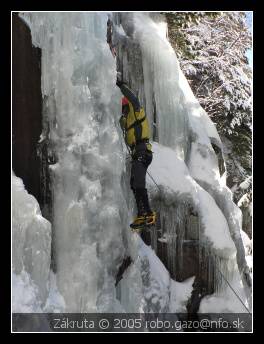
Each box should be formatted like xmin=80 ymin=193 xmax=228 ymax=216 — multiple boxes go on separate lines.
xmin=130 ymin=150 xmax=156 ymax=228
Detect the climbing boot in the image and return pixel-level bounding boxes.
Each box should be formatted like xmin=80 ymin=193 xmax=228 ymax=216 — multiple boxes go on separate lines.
xmin=130 ymin=215 xmax=146 ymax=230
xmin=130 ymin=212 xmax=157 ymax=230
xmin=134 ymin=188 xmax=152 ymax=216
xmin=145 ymin=211 xmax=157 ymax=226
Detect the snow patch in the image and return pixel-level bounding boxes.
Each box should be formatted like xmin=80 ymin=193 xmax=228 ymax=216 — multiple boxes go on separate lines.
xmin=148 ymin=142 xmax=236 ymax=256
xmin=170 ymin=277 xmax=195 ymax=312
xmin=12 ymin=173 xmax=51 ymax=305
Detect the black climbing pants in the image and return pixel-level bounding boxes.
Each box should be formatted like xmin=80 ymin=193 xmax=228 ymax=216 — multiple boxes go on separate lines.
xmin=130 ymin=148 xmax=153 ymax=216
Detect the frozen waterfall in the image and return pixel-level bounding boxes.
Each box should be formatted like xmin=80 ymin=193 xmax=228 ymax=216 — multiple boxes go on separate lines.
xmin=12 ymin=11 xmax=252 ymax=318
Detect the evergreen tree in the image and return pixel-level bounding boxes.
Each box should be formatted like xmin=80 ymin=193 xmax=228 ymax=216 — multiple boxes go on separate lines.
xmin=166 ymin=12 xmax=252 ymax=190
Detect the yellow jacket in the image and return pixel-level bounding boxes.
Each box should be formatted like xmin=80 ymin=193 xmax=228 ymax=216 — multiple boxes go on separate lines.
xmin=119 ymin=84 xmax=152 ymax=151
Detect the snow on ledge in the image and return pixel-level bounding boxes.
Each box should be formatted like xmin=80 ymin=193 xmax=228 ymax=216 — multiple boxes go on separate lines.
xmin=147 ymin=142 xmax=236 ymax=256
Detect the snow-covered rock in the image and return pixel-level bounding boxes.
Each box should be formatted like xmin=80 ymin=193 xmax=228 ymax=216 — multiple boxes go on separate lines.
xmin=12 ymin=173 xmax=51 ymax=306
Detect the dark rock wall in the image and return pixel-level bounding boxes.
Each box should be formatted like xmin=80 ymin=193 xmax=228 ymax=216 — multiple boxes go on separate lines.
xmin=12 ymin=13 xmax=42 ymax=205
xmin=13 ymin=13 xmax=57 ymax=272
xmin=151 ymin=200 xmax=215 ymax=298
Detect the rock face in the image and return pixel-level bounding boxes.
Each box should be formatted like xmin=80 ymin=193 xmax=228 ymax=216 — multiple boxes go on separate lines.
xmin=12 ymin=13 xmax=43 ymax=206
xmin=13 ymin=13 xmax=56 ymax=272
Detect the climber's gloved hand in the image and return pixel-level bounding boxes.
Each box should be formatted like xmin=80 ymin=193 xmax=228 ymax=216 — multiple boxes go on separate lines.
xmin=116 ymin=72 xmax=124 ymax=87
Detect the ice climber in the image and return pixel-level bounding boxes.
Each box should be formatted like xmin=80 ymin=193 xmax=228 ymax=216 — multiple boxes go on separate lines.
xmin=116 ymin=73 xmax=156 ymax=229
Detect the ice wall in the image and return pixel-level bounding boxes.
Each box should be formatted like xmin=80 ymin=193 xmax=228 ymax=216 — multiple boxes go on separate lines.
xmin=118 ymin=238 xmax=171 ymax=313
xmin=19 ymin=12 xmax=132 ymax=312
xmin=134 ymin=13 xmax=190 ymax=160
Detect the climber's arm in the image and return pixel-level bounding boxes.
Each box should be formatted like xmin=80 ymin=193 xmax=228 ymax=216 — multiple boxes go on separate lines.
xmin=118 ymin=82 xmax=141 ymax=112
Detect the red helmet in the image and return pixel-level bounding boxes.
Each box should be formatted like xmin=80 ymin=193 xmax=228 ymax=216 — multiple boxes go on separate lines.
xmin=122 ymin=97 xmax=129 ymax=106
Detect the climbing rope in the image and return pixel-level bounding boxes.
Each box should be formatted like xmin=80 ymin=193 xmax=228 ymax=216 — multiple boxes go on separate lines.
xmin=146 ymin=170 xmax=163 ymax=195
xmin=146 ymin=166 xmax=252 ymax=315
xmin=123 ymin=142 xmax=251 ymax=314
xmin=215 ymin=265 xmax=252 ymax=314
